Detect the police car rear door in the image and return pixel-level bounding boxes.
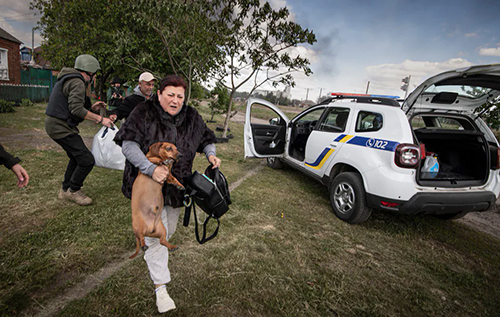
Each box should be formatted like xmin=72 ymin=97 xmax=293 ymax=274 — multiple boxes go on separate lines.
xmin=304 ymin=106 xmax=351 ymax=177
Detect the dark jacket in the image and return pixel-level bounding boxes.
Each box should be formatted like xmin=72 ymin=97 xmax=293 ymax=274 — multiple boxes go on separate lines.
xmin=45 ymin=72 xmax=90 ymax=127
xmin=109 ymin=94 xmax=146 ymax=121
xmin=0 ymin=144 xmax=21 ymax=169
xmin=44 ymin=67 xmax=90 ymax=139
xmin=114 ymin=96 xmax=217 ymax=207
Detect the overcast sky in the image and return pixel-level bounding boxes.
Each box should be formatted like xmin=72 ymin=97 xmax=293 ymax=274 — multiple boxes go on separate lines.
xmin=1 ymin=0 xmax=500 ymax=100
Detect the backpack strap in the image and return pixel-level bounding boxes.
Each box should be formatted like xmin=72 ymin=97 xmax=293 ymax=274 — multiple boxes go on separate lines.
xmin=183 ymin=189 xmax=220 ymax=244
xmin=183 ymin=191 xmax=194 ymax=227
xmin=193 ymin=203 xmax=220 ymax=244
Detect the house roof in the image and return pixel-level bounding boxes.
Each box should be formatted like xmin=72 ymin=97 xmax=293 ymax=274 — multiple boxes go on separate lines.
xmin=0 ymin=27 xmax=22 ymax=44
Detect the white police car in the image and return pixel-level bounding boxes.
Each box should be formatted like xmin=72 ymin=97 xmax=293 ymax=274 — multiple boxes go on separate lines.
xmin=244 ymin=64 xmax=500 ymax=224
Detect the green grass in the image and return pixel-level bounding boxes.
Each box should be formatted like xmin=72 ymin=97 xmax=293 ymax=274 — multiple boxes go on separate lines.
xmin=1 ymin=102 xmax=500 ymax=316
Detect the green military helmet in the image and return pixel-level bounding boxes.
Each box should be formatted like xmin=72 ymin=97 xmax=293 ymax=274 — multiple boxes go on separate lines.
xmin=74 ymin=54 xmax=101 ymax=74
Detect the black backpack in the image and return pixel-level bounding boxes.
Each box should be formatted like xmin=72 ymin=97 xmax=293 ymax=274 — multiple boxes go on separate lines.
xmin=183 ymin=165 xmax=231 ymax=244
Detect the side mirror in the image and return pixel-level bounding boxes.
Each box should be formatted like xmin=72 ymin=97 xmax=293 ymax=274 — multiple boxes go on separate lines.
xmin=269 ymin=117 xmax=280 ymax=125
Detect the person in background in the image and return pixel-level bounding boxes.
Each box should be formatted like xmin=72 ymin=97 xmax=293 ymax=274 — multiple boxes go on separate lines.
xmin=45 ymin=54 xmax=113 ymax=206
xmin=106 ymin=77 xmax=125 ymax=112
xmin=109 ymin=72 xmax=156 ymax=122
xmin=0 ymin=143 xmax=29 ymax=188
xmin=114 ymin=75 xmax=220 ymax=313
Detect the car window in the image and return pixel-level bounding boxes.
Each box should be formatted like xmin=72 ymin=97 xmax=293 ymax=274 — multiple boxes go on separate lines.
xmin=318 ymin=108 xmax=350 ymax=132
xmin=356 ymin=111 xmax=383 ymax=132
xmin=296 ymin=108 xmax=325 ymax=123
xmin=250 ymin=103 xmax=285 ymax=125
xmin=410 ymin=115 xmax=471 ymax=130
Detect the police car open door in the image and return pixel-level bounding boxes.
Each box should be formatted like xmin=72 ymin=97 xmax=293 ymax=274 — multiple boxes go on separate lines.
xmin=244 ymin=98 xmax=289 ymax=159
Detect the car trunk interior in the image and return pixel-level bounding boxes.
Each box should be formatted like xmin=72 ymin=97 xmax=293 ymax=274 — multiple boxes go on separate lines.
xmin=414 ymin=128 xmax=490 ymax=187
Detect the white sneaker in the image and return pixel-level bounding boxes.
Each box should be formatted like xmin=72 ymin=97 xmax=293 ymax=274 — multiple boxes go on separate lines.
xmin=156 ymin=285 xmax=176 ymax=313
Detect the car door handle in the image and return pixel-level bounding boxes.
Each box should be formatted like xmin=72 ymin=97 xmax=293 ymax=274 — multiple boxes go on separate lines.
xmin=330 ymin=142 xmax=338 ymax=147
xmin=266 ymin=132 xmax=275 ymax=136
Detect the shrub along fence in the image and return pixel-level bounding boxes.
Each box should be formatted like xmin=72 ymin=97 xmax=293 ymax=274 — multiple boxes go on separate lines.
xmin=0 ymin=84 xmax=51 ymax=103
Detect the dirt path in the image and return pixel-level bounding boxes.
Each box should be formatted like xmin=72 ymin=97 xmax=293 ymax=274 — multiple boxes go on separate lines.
xmin=458 ymin=209 xmax=500 ymax=240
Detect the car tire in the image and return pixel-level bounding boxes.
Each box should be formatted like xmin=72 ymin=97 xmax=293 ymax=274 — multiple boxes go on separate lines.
xmin=433 ymin=211 xmax=468 ymax=220
xmin=267 ymin=157 xmax=283 ymax=169
xmin=330 ymin=172 xmax=372 ymax=224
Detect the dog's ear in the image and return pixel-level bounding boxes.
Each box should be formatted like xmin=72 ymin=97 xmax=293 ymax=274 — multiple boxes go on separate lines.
xmin=147 ymin=142 xmax=163 ymax=158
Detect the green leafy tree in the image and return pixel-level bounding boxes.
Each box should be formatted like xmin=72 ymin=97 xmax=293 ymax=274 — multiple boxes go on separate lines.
xmin=208 ymin=82 xmax=230 ymax=122
xmin=31 ymin=0 xmax=224 ymax=104
xmin=31 ymin=0 xmax=131 ymax=100
xmin=214 ymin=0 xmax=316 ymax=137
xmin=113 ymin=1 xmax=225 ymax=103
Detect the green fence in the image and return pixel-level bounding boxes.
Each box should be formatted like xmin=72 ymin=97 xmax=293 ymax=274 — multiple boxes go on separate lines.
xmin=0 ymin=68 xmax=56 ymax=103
xmin=0 ymin=84 xmax=51 ymax=103
xmin=21 ymin=68 xmax=57 ymax=88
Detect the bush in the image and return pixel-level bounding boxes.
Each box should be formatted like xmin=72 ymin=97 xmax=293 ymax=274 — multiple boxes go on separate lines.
xmin=189 ymin=100 xmax=201 ymax=109
xmin=20 ymin=99 xmax=34 ymax=107
xmin=0 ymin=99 xmax=15 ymax=113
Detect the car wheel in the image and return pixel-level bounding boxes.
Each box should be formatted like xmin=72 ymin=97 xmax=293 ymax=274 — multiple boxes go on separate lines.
xmin=433 ymin=211 xmax=468 ymax=220
xmin=267 ymin=157 xmax=283 ymax=169
xmin=330 ymin=172 xmax=372 ymax=224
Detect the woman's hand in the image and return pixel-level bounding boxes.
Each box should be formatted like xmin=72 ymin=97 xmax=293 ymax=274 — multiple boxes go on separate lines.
xmin=152 ymin=165 xmax=170 ymax=184
xmin=11 ymin=163 xmax=29 ymax=188
xmin=208 ymin=155 xmax=221 ymax=169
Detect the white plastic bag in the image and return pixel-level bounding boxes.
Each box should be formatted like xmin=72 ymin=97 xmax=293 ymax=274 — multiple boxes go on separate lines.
xmin=91 ymin=125 xmax=126 ymax=170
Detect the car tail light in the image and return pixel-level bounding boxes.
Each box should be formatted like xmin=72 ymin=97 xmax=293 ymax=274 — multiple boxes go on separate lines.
xmin=395 ymin=143 xmax=420 ymax=168
xmin=381 ymin=201 xmax=400 ymax=208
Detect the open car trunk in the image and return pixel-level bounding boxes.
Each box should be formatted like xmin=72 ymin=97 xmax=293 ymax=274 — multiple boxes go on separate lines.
xmin=411 ymin=114 xmax=493 ymax=187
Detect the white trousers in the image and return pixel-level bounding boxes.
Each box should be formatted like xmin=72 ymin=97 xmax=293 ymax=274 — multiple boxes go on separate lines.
xmin=144 ymin=205 xmax=182 ymax=285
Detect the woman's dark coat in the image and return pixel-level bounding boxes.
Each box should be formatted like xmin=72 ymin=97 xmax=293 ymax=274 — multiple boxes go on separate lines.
xmin=114 ymin=96 xmax=217 ymax=208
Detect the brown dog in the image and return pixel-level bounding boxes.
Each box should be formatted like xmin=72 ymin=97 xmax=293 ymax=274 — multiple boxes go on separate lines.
xmin=129 ymin=142 xmax=185 ymax=259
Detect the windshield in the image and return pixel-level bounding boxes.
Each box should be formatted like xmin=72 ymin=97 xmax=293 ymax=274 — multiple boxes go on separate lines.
xmin=424 ymin=84 xmax=492 ymax=99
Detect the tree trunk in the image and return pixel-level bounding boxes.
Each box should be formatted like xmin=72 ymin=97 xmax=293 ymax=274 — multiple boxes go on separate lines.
xmin=222 ymin=89 xmax=236 ymax=138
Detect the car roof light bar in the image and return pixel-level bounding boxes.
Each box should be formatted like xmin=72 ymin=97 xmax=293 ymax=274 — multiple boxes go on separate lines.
xmin=321 ymin=93 xmax=401 ymax=107
xmin=330 ymin=92 xmax=400 ymax=99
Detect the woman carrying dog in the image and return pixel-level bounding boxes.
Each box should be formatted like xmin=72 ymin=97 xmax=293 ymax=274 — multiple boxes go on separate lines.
xmin=114 ymin=75 xmax=220 ymax=313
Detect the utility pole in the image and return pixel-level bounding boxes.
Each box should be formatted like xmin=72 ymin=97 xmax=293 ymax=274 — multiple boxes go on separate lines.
xmin=305 ymin=88 xmax=312 ymax=101
xmin=31 ymin=27 xmax=35 ymax=64
xmin=365 ymin=81 xmax=370 ymax=94
xmin=317 ymin=88 xmax=324 ymax=103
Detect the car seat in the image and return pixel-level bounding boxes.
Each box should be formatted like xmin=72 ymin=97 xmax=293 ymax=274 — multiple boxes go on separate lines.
xmin=372 ymin=114 xmax=383 ymax=129
xmin=336 ymin=112 xmax=349 ymax=130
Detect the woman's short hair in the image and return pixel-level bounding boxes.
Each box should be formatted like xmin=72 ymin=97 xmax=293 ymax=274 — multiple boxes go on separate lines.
xmin=159 ymin=75 xmax=187 ymax=92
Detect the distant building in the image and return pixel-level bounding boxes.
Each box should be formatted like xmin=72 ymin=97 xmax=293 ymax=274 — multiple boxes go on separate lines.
xmin=0 ymin=27 xmax=22 ymax=84
xmin=20 ymin=46 xmax=32 ymax=63
xmin=20 ymin=46 xmax=53 ymax=70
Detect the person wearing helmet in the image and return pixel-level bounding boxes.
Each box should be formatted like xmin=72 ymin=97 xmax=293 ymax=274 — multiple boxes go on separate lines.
xmin=45 ymin=54 xmax=113 ymax=206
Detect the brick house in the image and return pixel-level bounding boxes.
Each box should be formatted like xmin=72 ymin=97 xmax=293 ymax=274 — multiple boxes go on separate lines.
xmin=0 ymin=27 xmax=22 ymax=84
